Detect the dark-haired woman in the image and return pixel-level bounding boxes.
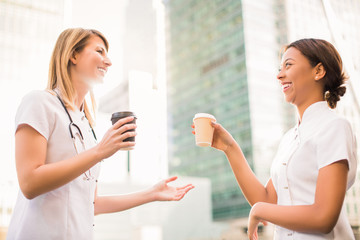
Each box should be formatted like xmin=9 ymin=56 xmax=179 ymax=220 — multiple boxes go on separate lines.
xmin=194 ymin=39 xmax=357 ymax=239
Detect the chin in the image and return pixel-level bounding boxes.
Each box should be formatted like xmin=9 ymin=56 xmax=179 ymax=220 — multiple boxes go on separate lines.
xmin=284 ymin=95 xmax=295 ymax=104
xmin=95 ymin=78 xmax=104 ymax=84
xmin=90 ymin=77 xmax=104 ymax=85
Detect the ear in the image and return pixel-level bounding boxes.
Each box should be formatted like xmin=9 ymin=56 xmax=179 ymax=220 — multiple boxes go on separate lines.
xmin=70 ymin=51 xmax=78 ymax=65
xmin=314 ymin=63 xmax=326 ymax=81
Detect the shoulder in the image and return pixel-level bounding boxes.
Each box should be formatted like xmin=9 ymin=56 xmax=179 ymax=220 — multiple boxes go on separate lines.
xmin=320 ymin=110 xmax=352 ymax=133
xmin=22 ymin=89 xmax=56 ymax=102
xmin=314 ymin=109 xmax=355 ymax=148
xmin=16 ymin=90 xmax=61 ymax=120
xmin=20 ymin=90 xmax=59 ymax=108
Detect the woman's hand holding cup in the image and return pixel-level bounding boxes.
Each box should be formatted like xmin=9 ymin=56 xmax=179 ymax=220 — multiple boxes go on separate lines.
xmin=111 ymin=112 xmax=137 ymax=150
xmin=209 ymin=121 xmax=236 ymax=152
xmin=192 ymin=113 xmax=236 ymax=152
xmin=95 ymin=116 xmax=137 ymax=160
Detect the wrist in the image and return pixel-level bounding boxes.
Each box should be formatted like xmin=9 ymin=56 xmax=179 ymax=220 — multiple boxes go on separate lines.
xmin=148 ymin=186 xmax=158 ymax=202
xmin=224 ymin=139 xmax=239 ymax=155
xmin=250 ymin=202 xmax=266 ymax=220
xmin=90 ymin=145 xmax=104 ymax=164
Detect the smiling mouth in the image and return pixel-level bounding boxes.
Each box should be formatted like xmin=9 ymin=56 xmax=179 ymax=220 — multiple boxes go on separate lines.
xmin=282 ymin=82 xmax=292 ymax=92
xmin=98 ymin=68 xmax=107 ymax=74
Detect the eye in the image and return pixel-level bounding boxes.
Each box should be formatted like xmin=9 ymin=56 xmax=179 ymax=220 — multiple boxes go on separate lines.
xmin=97 ymin=49 xmax=103 ymax=54
xmin=285 ymin=62 xmax=292 ymax=67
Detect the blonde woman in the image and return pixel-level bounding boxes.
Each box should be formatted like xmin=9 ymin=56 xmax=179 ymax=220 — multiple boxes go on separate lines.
xmin=7 ymin=28 xmax=194 ymax=239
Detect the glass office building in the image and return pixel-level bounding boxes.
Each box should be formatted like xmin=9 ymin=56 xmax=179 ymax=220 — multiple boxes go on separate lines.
xmin=163 ymin=0 xmax=288 ymax=220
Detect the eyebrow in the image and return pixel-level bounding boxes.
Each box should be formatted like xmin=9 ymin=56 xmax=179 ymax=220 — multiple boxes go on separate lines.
xmin=284 ymin=57 xmax=295 ymax=62
xmin=279 ymin=57 xmax=296 ymax=70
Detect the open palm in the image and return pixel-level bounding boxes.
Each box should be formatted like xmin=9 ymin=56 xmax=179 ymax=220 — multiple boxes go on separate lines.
xmin=153 ymin=176 xmax=194 ymax=201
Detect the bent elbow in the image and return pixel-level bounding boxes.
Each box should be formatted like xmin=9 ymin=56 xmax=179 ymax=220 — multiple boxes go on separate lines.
xmin=316 ymin=214 xmax=338 ymax=234
xmin=20 ymin=183 xmax=39 ymax=200
xmin=319 ymin=223 xmax=336 ymax=235
xmin=21 ymin=189 xmax=37 ymax=200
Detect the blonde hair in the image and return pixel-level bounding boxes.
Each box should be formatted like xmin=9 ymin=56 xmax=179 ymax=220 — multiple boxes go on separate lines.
xmin=47 ymin=28 xmax=109 ymax=127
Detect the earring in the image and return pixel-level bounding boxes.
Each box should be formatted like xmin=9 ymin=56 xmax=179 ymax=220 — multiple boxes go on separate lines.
xmin=315 ymin=76 xmax=318 ymax=80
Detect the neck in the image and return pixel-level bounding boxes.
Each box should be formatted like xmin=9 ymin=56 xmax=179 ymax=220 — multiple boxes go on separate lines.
xmin=73 ymin=81 xmax=90 ymax=110
xmin=296 ymin=96 xmax=324 ymax=123
xmin=74 ymin=87 xmax=88 ymax=110
xmin=70 ymin=70 xmax=91 ymax=110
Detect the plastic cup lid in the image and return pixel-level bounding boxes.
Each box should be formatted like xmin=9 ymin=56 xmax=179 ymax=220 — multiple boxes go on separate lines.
xmin=193 ymin=113 xmax=216 ymax=121
xmin=111 ymin=111 xmax=136 ymax=120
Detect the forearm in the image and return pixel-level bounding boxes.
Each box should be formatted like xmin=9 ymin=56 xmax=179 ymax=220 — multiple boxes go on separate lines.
xmin=20 ymin=147 xmax=101 ymax=199
xmin=252 ymin=202 xmax=335 ymax=234
xmin=94 ymin=188 xmax=156 ymax=215
xmin=224 ymin=144 xmax=272 ymax=205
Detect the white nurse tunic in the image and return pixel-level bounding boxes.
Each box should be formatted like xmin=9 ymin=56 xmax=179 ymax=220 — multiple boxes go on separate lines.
xmin=271 ymin=101 xmax=357 ymax=240
xmin=7 ymin=90 xmax=100 ymax=240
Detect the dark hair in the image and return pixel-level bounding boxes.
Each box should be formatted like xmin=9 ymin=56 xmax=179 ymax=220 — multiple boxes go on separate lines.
xmin=285 ymin=39 xmax=347 ymax=109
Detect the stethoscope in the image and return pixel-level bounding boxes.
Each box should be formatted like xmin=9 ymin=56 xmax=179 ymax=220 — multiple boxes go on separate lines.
xmin=56 ymin=92 xmax=97 ymax=181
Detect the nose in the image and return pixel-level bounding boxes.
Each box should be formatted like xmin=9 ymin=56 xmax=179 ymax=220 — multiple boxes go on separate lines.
xmin=104 ymin=56 xmax=112 ymax=67
xmin=277 ymin=67 xmax=284 ymax=80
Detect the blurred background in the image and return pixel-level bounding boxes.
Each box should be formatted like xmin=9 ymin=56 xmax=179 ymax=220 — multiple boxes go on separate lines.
xmin=0 ymin=0 xmax=360 ymax=239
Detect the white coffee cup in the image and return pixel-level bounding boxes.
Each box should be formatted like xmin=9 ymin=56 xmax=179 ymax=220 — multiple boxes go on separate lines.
xmin=193 ymin=113 xmax=216 ymax=147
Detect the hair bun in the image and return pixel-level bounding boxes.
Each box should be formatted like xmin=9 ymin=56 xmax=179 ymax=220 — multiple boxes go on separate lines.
xmin=335 ymin=85 xmax=346 ymax=97
xmin=325 ymin=85 xmax=346 ymax=109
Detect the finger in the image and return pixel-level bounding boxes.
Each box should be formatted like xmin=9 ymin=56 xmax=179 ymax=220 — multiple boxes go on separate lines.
xmin=252 ymin=226 xmax=258 ymax=240
xmin=176 ymin=184 xmax=193 ymax=190
xmin=174 ymin=192 xmax=187 ymax=201
xmin=211 ymin=121 xmax=219 ymax=128
xmin=118 ymin=130 xmax=137 ymax=142
xmin=247 ymin=225 xmax=257 ymax=240
xmin=183 ymin=186 xmax=194 ymax=194
xmin=261 ymin=220 xmax=268 ymax=226
xmin=113 ymin=116 xmax=135 ymax=129
xmin=175 ymin=186 xmax=194 ymax=200
xmin=165 ymin=176 xmax=178 ymax=184
xmin=175 ymin=186 xmax=192 ymax=195
xmin=119 ymin=141 xmax=136 ymax=149
xmin=173 ymin=193 xmax=183 ymax=200
xmin=191 ymin=130 xmax=195 ymax=135
xmin=117 ymin=123 xmax=137 ymax=135
xmin=191 ymin=124 xmax=194 ymax=129
xmin=184 ymin=185 xmax=195 ymax=192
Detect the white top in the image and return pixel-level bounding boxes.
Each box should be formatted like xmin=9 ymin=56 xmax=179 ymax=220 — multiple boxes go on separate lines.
xmin=7 ymin=90 xmax=100 ymax=240
xmin=271 ymin=101 xmax=357 ymax=240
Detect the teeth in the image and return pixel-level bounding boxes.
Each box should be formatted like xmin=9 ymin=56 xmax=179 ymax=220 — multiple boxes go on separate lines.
xmin=282 ymin=83 xmax=292 ymax=90
xmin=98 ymin=68 xmax=106 ymax=73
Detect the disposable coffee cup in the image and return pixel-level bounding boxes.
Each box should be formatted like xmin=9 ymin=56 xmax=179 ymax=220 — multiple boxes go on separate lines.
xmin=193 ymin=113 xmax=216 ymax=147
xmin=111 ymin=111 xmax=137 ymax=150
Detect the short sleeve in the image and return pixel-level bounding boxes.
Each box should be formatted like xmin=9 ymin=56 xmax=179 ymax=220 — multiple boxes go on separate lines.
xmin=316 ymin=118 xmax=357 ymax=188
xmin=15 ymin=90 xmax=56 ymax=140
